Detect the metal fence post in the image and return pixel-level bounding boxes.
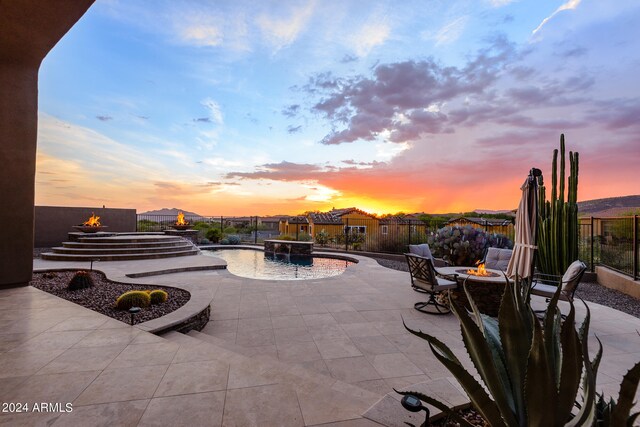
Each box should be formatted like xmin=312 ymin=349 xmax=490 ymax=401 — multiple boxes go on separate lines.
xmin=255 ymin=216 xmax=258 ymax=244
xmin=634 ymin=215 xmax=638 ymax=280
xmin=345 ymin=218 xmax=349 ymax=252
xmin=220 ymin=216 xmax=223 ymax=232
xmin=590 ymin=216 xmax=594 ymax=273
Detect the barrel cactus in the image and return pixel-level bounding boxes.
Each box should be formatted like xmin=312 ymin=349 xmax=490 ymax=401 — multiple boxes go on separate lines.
xmin=67 ymin=271 xmax=94 ymax=291
xmin=115 ymin=290 xmax=150 ymax=310
xmin=149 ymin=290 xmax=168 ymax=305
xmin=427 ymin=225 xmax=512 ymax=266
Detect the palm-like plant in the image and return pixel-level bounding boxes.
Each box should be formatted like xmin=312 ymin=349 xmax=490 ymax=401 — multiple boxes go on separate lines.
xmin=399 ymin=275 xmax=640 ymax=426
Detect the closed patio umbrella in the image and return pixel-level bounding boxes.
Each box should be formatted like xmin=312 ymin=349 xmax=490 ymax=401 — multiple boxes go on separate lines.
xmin=506 ymin=168 xmax=541 ymax=279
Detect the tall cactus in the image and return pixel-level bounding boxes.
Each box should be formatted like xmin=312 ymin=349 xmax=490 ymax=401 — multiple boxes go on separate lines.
xmin=537 ymin=134 xmax=580 ymax=276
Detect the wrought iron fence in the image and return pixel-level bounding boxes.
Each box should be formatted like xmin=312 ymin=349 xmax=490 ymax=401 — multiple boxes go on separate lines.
xmin=136 ymin=213 xmax=639 ymax=280
xmin=578 ymin=216 xmax=639 ymax=280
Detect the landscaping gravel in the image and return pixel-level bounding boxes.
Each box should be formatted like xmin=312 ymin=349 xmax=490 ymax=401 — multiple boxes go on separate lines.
xmin=30 ymin=270 xmax=190 ymax=325
xmin=373 ymin=257 xmax=640 ymax=319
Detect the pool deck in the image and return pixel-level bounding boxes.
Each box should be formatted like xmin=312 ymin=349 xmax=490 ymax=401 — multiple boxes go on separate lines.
xmin=2 ymin=253 xmax=638 ymax=426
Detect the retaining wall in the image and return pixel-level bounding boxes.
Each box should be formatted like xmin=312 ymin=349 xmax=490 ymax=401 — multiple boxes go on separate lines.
xmin=34 ymin=206 xmax=136 ymax=247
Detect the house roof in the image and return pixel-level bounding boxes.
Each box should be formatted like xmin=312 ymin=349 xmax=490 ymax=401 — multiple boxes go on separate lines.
xmin=309 ymin=213 xmax=343 ymax=225
xmin=329 ymin=207 xmax=376 ymax=218
xmin=287 ymin=215 xmax=309 ymax=224
xmin=445 ymin=217 xmax=513 ymax=226
xmin=379 ymin=216 xmax=414 ymax=224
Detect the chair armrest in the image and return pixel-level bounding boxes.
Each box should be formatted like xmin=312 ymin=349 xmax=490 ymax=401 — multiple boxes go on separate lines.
xmin=433 ymin=257 xmax=449 ymax=267
xmin=532 ymin=272 xmax=562 ymax=285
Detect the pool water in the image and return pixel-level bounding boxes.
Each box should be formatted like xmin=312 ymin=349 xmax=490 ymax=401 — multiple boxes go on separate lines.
xmin=204 ymin=249 xmax=355 ymax=280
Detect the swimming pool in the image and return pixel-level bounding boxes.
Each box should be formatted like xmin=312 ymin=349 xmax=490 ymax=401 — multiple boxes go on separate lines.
xmin=203 ymin=248 xmax=355 ymax=280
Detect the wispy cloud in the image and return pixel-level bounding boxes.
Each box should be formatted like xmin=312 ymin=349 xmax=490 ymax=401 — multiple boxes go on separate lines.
xmin=201 ymin=98 xmax=224 ymax=125
xmin=96 ymin=115 xmax=113 ymax=122
xmin=532 ymin=0 xmax=582 ymax=35
xmin=256 ymin=1 xmax=316 ymax=52
xmin=350 ymin=18 xmax=390 ymax=56
xmin=426 ymin=16 xmax=469 ymax=46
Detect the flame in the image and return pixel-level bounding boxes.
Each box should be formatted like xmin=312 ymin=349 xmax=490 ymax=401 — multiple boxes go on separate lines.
xmin=467 ymin=262 xmax=490 ymax=277
xmin=83 ymin=213 xmax=101 ymax=227
xmin=176 ymin=212 xmax=189 ymax=226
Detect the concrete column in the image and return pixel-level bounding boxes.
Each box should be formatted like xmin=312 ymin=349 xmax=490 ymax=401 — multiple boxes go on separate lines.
xmin=0 ymin=1 xmax=94 ymax=288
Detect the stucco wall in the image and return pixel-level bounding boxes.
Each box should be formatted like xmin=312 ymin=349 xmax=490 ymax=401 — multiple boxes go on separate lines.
xmin=35 ymin=206 xmax=136 ymax=247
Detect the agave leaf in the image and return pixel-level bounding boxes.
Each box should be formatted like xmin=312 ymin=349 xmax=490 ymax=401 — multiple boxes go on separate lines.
xmin=450 ymin=296 xmax=519 ymax=427
xmin=542 ymin=279 xmax=563 ymax=385
xmin=403 ymin=320 xmax=506 ymax=426
xmin=497 ymin=274 xmax=532 ymax=425
xmin=525 ymin=314 xmax=558 ymax=426
xmin=426 ymin=341 xmax=508 ymax=427
xmin=566 ymin=302 xmax=597 ymax=427
xmin=611 ymin=361 xmax=640 ymax=426
xmin=394 ymin=390 xmax=475 ymax=427
xmin=627 ymin=411 xmax=640 ymax=427
xmin=556 ymin=299 xmax=583 ymax=423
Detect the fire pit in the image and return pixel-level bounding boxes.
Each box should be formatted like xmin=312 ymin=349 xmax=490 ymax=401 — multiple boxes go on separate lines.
xmin=456 ymin=263 xmax=500 ymax=278
xmin=73 ymin=213 xmax=108 ymax=233
xmin=171 ymin=212 xmax=192 ymax=230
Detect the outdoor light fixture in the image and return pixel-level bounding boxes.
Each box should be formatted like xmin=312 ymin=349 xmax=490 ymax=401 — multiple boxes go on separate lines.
xmin=90 ymin=258 xmax=100 ymax=271
xmin=129 ymin=307 xmax=141 ymax=325
xmin=400 ymin=394 xmax=430 ymax=427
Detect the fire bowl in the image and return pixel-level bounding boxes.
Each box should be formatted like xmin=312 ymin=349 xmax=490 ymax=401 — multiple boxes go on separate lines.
xmin=73 ymin=225 xmax=109 ymax=233
xmin=171 ymin=225 xmax=192 ymax=231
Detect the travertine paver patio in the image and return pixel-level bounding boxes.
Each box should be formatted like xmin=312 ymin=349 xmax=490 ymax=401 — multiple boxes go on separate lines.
xmin=3 ymin=253 xmax=638 ymax=425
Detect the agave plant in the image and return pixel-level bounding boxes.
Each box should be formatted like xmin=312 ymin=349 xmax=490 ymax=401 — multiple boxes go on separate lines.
xmin=399 ymin=275 xmax=640 ymax=426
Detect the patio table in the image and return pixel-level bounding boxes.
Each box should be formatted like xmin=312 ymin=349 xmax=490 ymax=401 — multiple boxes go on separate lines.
xmin=437 ymin=266 xmax=512 ymax=317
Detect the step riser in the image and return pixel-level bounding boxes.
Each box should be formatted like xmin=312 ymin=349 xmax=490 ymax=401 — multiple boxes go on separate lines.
xmin=41 ymin=249 xmax=198 ymax=262
xmin=63 ymin=241 xmax=188 ymax=249
xmin=51 ymin=245 xmax=193 ymax=255
xmin=79 ymin=237 xmax=185 ymax=243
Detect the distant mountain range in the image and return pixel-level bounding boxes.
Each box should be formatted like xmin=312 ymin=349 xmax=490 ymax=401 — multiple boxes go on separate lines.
xmin=139 ymin=196 xmax=640 ymax=220
xmin=577 ymin=195 xmax=640 ymax=217
xmin=139 ymin=208 xmax=203 ymax=217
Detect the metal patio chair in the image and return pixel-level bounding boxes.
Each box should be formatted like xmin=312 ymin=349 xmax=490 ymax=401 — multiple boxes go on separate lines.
xmin=530 ymin=260 xmax=587 ymax=303
xmin=405 ymin=253 xmax=458 ymax=315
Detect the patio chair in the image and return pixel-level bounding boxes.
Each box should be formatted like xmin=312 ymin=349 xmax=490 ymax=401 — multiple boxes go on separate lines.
xmin=405 ymin=253 xmax=458 ymax=315
xmin=408 ymin=244 xmax=447 ymax=294
xmin=530 ymin=260 xmax=587 ymax=303
xmin=482 ymin=247 xmax=513 ymax=271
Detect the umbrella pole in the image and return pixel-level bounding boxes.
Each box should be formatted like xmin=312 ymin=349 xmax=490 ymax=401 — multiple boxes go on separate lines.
xmin=529 ymin=168 xmax=542 ymax=280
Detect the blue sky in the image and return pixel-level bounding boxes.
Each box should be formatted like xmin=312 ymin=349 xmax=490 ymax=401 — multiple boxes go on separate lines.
xmin=35 ymin=0 xmax=640 ymax=215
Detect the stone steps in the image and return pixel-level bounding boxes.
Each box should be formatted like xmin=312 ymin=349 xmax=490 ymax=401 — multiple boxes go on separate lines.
xmin=50 ymin=244 xmax=193 ymax=255
xmin=62 ymin=240 xmax=187 ymax=249
xmin=40 ymin=248 xmax=199 ymax=261
xmin=161 ymin=331 xmax=381 ymax=426
xmin=41 ymin=234 xmax=199 ymax=261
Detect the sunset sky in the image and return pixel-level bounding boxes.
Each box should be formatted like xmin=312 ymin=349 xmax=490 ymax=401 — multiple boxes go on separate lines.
xmin=36 ymin=0 xmax=640 ymax=215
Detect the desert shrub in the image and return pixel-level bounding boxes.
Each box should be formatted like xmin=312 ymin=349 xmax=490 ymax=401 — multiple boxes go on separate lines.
xmin=115 ymin=290 xmax=150 ymax=310
xmin=275 ymin=234 xmax=295 ymax=241
xmin=427 ymin=225 xmax=513 ymax=266
xmin=297 ymin=232 xmax=313 ymax=242
xmin=223 ymin=226 xmax=238 ymax=234
xmin=220 ymin=238 xmax=230 ymax=245
xmin=67 ymin=271 xmax=94 ymax=291
xmin=206 ymin=228 xmax=222 ymax=243
xmin=315 ymin=229 xmax=330 ymax=246
xmin=226 ymin=235 xmax=241 ymax=245
xmin=192 ymin=222 xmax=210 ymax=231
xmin=149 ymin=290 xmax=168 ymax=305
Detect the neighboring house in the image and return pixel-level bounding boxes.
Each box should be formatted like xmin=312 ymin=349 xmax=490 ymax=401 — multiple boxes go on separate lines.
xmin=279 ymin=215 xmax=310 ymax=235
xmin=279 ymin=207 xmax=379 ymax=238
xmin=444 ymin=217 xmax=514 ymax=236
